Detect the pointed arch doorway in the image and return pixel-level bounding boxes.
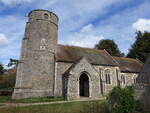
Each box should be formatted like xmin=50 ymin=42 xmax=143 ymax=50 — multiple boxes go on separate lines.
xmin=79 ymin=73 xmax=89 ymax=97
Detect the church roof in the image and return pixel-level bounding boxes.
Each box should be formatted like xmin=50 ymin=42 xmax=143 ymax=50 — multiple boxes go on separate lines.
xmin=113 ymin=56 xmax=143 ymax=73
xmin=56 ymin=45 xmax=143 ymax=73
xmin=56 ymin=44 xmax=118 ymax=66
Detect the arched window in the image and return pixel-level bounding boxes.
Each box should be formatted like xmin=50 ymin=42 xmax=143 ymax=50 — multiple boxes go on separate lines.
xmin=44 ymin=13 xmax=49 ymax=19
xmin=132 ymin=75 xmax=137 ymax=84
xmin=116 ymin=69 xmax=120 ymax=86
xmin=133 ymin=77 xmax=137 ymax=84
xmin=121 ymin=75 xmax=125 ymax=84
xmin=105 ymin=69 xmax=111 ymax=84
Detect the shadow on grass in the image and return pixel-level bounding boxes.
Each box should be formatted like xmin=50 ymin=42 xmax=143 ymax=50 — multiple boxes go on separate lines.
xmin=0 ymin=100 xmax=102 ymax=113
xmin=0 ymin=96 xmax=64 ymax=103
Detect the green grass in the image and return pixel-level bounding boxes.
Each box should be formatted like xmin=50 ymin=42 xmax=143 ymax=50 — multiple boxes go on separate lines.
xmin=0 ymin=96 xmax=64 ymax=103
xmin=0 ymin=96 xmax=11 ymax=103
xmin=0 ymin=100 xmax=102 ymax=113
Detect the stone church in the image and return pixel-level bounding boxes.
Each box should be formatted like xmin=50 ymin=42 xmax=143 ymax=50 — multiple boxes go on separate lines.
xmin=12 ymin=9 xmax=143 ymax=100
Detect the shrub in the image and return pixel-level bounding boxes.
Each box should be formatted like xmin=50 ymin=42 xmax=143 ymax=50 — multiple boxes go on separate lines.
xmin=107 ymin=86 xmax=136 ymax=113
xmin=0 ymin=74 xmax=16 ymax=90
xmin=0 ymin=74 xmax=16 ymax=96
xmin=0 ymin=90 xmax=12 ymax=96
xmin=80 ymin=86 xmax=148 ymax=113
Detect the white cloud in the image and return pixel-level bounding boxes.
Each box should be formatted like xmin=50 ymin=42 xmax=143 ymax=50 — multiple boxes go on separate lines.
xmin=80 ymin=24 xmax=93 ymax=33
xmin=48 ymin=0 xmax=131 ymax=35
xmin=0 ymin=33 xmax=8 ymax=47
xmin=60 ymin=24 xmax=104 ymax=48
xmin=87 ymin=1 xmax=150 ymax=54
xmin=0 ymin=15 xmax=25 ymax=65
xmin=68 ymin=35 xmax=104 ymax=48
xmin=0 ymin=0 xmax=32 ymax=6
xmin=0 ymin=0 xmax=149 ymax=65
xmin=133 ymin=18 xmax=150 ymax=32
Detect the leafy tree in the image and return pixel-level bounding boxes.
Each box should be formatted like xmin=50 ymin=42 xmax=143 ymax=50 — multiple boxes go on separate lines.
xmin=107 ymin=86 xmax=136 ymax=113
xmin=127 ymin=31 xmax=150 ymax=63
xmin=7 ymin=58 xmax=19 ymax=67
xmin=95 ymin=39 xmax=124 ymax=57
xmin=0 ymin=63 xmax=4 ymax=74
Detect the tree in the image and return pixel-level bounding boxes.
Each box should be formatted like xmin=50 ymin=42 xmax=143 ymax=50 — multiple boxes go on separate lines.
xmin=7 ymin=58 xmax=19 ymax=68
xmin=95 ymin=39 xmax=124 ymax=57
xmin=127 ymin=31 xmax=150 ymax=63
xmin=0 ymin=63 xmax=4 ymax=74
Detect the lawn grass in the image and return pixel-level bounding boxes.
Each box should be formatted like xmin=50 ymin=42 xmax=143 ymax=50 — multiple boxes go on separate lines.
xmin=0 ymin=100 xmax=102 ymax=113
xmin=0 ymin=96 xmax=64 ymax=103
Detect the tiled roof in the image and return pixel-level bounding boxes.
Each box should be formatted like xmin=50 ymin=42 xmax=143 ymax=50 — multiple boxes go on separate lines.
xmin=56 ymin=45 xmax=143 ymax=73
xmin=56 ymin=45 xmax=118 ymax=66
xmin=113 ymin=56 xmax=143 ymax=73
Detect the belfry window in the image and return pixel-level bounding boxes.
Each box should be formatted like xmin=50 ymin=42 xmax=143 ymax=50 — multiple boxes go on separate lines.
xmin=105 ymin=69 xmax=111 ymax=84
xmin=44 ymin=13 xmax=49 ymax=19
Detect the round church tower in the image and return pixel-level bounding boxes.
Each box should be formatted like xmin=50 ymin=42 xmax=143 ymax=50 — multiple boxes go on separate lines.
xmin=27 ymin=9 xmax=58 ymax=53
xmin=12 ymin=9 xmax=59 ymax=99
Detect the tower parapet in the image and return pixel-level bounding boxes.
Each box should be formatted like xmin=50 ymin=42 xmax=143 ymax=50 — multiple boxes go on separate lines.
xmin=28 ymin=9 xmax=58 ymax=26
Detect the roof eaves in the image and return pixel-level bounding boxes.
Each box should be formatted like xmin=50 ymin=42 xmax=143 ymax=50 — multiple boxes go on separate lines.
xmin=91 ymin=63 xmax=118 ymax=66
xmin=135 ymin=58 xmax=144 ymax=65
xmin=56 ymin=60 xmax=118 ymax=66
xmin=121 ymin=70 xmax=140 ymax=73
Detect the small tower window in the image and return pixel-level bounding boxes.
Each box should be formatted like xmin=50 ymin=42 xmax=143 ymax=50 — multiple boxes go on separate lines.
xmin=44 ymin=13 xmax=49 ymax=19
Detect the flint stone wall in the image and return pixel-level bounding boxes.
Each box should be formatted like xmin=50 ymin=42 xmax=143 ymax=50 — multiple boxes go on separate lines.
xmin=12 ymin=10 xmax=58 ymax=99
xmin=63 ymin=58 xmax=101 ymax=100
xmin=55 ymin=62 xmax=120 ymax=96
xmin=55 ymin=62 xmax=72 ymax=96
xmin=94 ymin=65 xmax=119 ymax=94
xmin=120 ymin=72 xmax=138 ymax=87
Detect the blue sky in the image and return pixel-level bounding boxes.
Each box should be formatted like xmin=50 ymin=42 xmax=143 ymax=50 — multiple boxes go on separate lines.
xmin=0 ymin=0 xmax=150 ymax=66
